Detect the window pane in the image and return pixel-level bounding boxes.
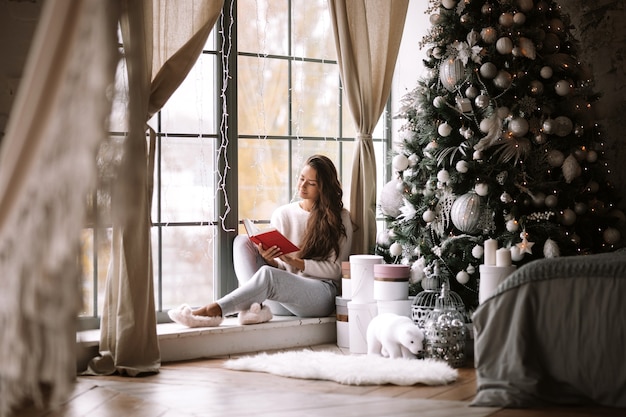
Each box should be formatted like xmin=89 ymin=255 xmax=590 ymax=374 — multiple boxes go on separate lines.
xmin=238 ymin=56 xmax=289 ymax=136
xmin=159 ymin=54 xmax=217 ymax=135
xmin=79 ymin=227 xmax=111 ymax=317
xmin=238 ymin=0 xmax=288 ymax=55
xmin=157 ymin=137 xmax=216 ymax=223
xmin=158 ymin=226 xmax=215 ymax=310
xmin=292 ymin=0 xmax=336 ymax=61
xmin=292 ymin=60 xmax=340 ymax=137
xmin=238 ymin=138 xmax=290 ymax=221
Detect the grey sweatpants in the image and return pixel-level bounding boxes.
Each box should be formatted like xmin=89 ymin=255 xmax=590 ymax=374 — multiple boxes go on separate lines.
xmin=216 ymin=235 xmax=336 ymax=317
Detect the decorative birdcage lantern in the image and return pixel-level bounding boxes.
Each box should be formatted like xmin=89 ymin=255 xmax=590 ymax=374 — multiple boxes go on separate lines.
xmin=422 ymin=282 xmax=467 ymax=368
xmin=412 ymin=272 xmax=469 ymax=328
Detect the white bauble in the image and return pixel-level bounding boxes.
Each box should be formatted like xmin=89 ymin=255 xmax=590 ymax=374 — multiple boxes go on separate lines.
xmin=473 ymin=150 xmax=484 ymax=160
xmin=456 ymin=271 xmax=470 ymax=284
xmin=437 ymin=169 xmax=450 ymax=184
xmin=555 ymin=80 xmax=572 ymax=96
xmin=513 ymin=12 xmax=526 ymax=25
xmin=509 ymin=117 xmax=529 ymax=137
xmin=456 ymin=160 xmax=469 ymax=173
xmin=392 ymin=154 xmax=409 ymax=171
xmin=603 ymin=227 xmax=621 ymax=245
xmin=475 ymin=94 xmax=490 ymax=108
xmin=441 ymin=0 xmax=457 ymax=9
xmin=501 ymin=192 xmax=513 ymax=204
xmin=480 ymin=62 xmax=498 ymax=79
xmin=422 ymin=209 xmax=436 ymax=223
xmin=506 ymin=219 xmax=519 ymax=232
xmin=499 ymin=13 xmax=514 ymax=27
xmin=380 ymin=179 xmax=404 ymax=217
xmin=465 ymin=86 xmax=479 ymax=99
xmin=540 ymin=65 xmax=553 ymax=79
xmin=472 ymin=245 xmax=484 ymax=259
xmin=475 ymin=183 xmax=489 ymax=196
xmin=408 ymin=153 xmax=420 ymax=167
xmin=389 ymin=242 xmax=404 ymax=257
xmin=542 ymin=118 xmax=555 ymax=134
xmin=438 ymin=122 xmax=453 ymax=137
xmin=496 ymin=37 xmax=514 ymax=55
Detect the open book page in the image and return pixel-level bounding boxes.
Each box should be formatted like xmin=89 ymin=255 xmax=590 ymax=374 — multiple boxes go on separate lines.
xmin=242 ymin=219 xmax=300 ymax=254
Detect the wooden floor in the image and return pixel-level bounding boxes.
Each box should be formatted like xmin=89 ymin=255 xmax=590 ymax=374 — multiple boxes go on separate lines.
xmin=17 ymin=344 xmax=625 ymax=417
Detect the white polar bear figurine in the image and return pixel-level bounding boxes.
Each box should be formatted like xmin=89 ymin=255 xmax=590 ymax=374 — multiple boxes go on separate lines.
xmin=366 ymin=313 xmax=424 ymax=359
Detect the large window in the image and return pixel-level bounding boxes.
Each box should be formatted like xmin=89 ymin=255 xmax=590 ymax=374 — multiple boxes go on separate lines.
xmin=79 ymin=0 xmax=391 ymax=327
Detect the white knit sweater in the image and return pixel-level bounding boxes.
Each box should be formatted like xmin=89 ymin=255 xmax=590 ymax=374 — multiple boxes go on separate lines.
xmin=271 ymin=201 xmax=352 ymax=282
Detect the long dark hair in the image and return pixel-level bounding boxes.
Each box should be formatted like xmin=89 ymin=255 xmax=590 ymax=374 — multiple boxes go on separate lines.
xmin=298 ymin=155 xmax=347 ymax=260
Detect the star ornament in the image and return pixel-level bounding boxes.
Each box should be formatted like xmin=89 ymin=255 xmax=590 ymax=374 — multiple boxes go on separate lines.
xmin=516 ymin=236 xmax=535 ymax=254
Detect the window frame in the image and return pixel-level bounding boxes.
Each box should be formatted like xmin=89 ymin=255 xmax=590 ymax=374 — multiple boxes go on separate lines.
xmin=78 ymin=0 xmax=394 ymax=330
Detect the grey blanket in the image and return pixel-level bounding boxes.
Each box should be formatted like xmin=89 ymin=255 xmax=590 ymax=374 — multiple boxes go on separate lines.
xmin=471 ymin=251 xmax=626 ymax=408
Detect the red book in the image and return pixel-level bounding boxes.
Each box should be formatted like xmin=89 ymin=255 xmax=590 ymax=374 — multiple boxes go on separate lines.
xmin=243 ymin=218 xmax=300 ymax=254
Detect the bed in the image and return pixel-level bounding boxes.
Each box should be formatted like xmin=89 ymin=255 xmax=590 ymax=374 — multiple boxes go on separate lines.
xmin=471 ymin=250 xmax=626 ymax=408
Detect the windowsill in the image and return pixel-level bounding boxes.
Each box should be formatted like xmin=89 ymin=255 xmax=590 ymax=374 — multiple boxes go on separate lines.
xmin=77 ymin=315 xmax=337 ymax=364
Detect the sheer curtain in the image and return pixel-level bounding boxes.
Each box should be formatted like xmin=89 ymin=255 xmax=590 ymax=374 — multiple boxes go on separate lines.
xmin=328 ymin=0 xmax=408 ymax=254
xmin=0 ymin=0 xmax=119 ymax=414
xmin=88 ymin=0 xmax=224 ymax=376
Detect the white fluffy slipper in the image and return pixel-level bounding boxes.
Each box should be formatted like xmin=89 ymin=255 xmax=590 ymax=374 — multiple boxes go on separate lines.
xmin=168 ymin=304 xmax=223 ymax=328
xmin=238 ymin=303 xmax=273 ymax=325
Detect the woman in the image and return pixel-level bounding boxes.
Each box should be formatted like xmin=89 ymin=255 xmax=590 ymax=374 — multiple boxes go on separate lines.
xmin=169 ymin=154 xmax=353 ymax=327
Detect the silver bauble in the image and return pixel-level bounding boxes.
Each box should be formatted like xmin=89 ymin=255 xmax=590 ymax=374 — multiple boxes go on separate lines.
xmin=451 ymin=192 xmax=484 ymax=234
xmin=480 ymin=62 xmax=497 ymax=79
xmin=440 ymin=58 xmax=466 ymax=91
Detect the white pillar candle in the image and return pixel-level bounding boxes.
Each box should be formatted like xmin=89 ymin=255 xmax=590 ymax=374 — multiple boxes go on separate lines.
xmin=484 ymin=239 xmax=498 ymax=266
xmin=496 ymin=247 xmax=512 ymax=267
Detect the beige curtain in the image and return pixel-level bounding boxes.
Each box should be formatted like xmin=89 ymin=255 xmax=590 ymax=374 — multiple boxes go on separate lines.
xmin=0 ymin=0 xmax=119 ymax=414
xmin=87 ymin=0 xmax=224 ymax=376
xmin=328 ymin=0 xmax=408 ymax=254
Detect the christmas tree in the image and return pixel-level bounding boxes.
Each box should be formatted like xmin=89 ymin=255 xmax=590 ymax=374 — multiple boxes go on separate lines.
xmin=377 ymin=0 xmax=624 ymax=314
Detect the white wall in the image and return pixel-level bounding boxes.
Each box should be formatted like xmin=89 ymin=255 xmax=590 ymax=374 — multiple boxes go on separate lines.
xmin=391 ymin=1 xmax=430 ymax=151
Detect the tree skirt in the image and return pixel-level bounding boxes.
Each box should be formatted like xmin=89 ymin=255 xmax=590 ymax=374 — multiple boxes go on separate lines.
xmin=223 ymin=350 xmax=458 ymax=386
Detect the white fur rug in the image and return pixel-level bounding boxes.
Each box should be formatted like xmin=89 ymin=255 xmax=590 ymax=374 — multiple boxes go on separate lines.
xmin=223 ymin=349 xmax=458 ymax=386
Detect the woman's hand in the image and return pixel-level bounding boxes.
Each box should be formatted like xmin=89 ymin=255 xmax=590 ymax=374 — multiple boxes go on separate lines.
xmin=279 ymin=255 xmax=305 ymax=273
xmin=257 ymin=243 xmax=282 ymax=267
